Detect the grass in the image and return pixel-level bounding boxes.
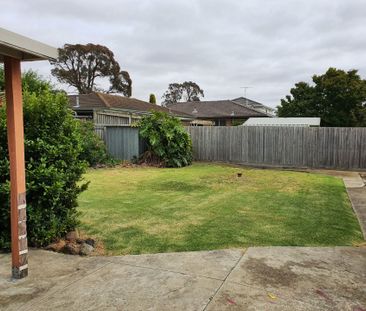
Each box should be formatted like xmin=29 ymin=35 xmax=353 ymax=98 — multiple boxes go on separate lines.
xmin=78 ymin=163 xmax=364 ymax=255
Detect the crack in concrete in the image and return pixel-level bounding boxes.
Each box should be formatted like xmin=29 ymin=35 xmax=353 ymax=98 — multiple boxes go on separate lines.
xmin=202 ymin=248 xmax=247 ymax=311
xmin=104 ymin=258 xmax=230 ymax=282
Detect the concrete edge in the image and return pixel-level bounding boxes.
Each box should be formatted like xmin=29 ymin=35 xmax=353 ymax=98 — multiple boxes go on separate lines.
xmin=345 ymin=186 xmax=366 ymax=240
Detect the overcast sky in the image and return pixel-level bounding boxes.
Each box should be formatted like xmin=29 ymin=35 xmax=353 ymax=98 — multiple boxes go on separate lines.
xmin=1 ymin=0 xmax=366 ymax=107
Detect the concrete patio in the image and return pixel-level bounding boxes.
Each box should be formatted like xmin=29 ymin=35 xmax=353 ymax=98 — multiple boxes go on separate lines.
xmin=1 ymin=247 xmax=365 ymax=311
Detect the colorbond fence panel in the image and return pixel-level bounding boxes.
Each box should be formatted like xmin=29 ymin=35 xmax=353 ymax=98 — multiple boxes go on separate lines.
xmin=103 ymin=126 xmax=140 ymax=160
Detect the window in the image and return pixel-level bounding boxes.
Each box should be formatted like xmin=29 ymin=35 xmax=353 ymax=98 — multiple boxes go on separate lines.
xmin=214 ymin=119 xmax=226 ymax=126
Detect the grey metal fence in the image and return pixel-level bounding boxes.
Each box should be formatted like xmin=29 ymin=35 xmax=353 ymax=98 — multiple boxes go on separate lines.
xmin=96 ymin=126 xmax=141 ymax=160
xmin=186 ymin=126 xmax=366 ymax=170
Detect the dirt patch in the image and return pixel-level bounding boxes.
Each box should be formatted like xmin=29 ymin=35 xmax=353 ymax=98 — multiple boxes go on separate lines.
xmin=244 ymin=257 xmax=299 ymax=287
xmin=0 ymin=286 xmax=47 ymax=308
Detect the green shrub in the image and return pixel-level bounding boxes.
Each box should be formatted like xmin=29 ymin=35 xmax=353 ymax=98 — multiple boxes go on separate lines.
xmin=0 ymin=90 xmax=88 ymax=249
xmin=138 ymin=111 xmax=192 ymax=167
xmin=149 ymin=93 xmax=157 ymax=104
xmin=78 ymin=121 xmax=112 ymax=167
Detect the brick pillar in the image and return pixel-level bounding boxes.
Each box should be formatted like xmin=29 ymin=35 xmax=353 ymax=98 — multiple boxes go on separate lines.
xmin=4 ymin=56 xmax=28 ymax=279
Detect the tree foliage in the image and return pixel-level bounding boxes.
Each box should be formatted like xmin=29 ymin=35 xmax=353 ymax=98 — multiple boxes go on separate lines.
xmin=78 ymin=121 xmax=112 ymax=167
xmin=50 ymin=43 xmax=132 ymax=96
xmin=162 ymin=81 xmax=204 ymax=106
xmin=138 ymin=111 xmax=193 ymax=167
xmin=149 ymin=93 xmax=157 ymax=104
xmin=0 ymin=67 xmax=54 ymax=94
xmin=277 ymin=68 xmax=366 ymax=126
xmin=0 ymin=70 xmax=113 ymax=249
xmin=0 ymin=89 xmax=88 ymax=249
xmin=1 ymin=67 xmax=110 ymax=166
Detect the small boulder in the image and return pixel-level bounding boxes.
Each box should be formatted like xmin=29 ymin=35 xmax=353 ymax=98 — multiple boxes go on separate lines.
xmin=66 ymin=230 xmax=79 ymax=241
xmin=84 ymin=238 xmax=95 ymax=247
xmin=80 ymin=242 xmax=94 ymax=256
xmin=62 ymin=242 xmax=80 ymax=255
xmin=45 ymin=240 xmax=65 ymax=252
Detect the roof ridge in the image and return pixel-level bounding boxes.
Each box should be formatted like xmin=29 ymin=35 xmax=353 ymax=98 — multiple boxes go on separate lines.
xmin=95 ymin=92 xmax=111 ymax=108
xmin=96 ymin=92 xmax=153 ymax=105
xmin=232 ymin=97 xmax=274 ymax=111
xmin=229 ymin=99 xmax=263 ymax=114
xmin=169 ymin=99 xmax=233 ymax=106
xmin=230 ymin=99 xmax=274 ymax=117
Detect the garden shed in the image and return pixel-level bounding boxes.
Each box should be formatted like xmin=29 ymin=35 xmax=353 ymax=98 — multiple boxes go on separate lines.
xmin=0 ymin=27 xmax=57 ymax=278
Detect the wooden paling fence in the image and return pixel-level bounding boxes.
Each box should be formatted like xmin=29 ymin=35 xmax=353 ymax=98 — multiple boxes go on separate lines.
xmin=186 ymin=126 xmax=366 ymax=170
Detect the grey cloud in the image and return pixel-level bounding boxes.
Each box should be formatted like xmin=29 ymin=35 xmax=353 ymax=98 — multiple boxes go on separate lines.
xmin=2 ymin=0 xmax=366 ymax=106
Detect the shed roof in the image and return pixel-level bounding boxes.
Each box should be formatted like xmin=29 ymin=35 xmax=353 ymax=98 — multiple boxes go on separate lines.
xmin=0 ymin=27 xmax=58 ymax=61
xmin=243 ymin=117 xmax=321 ymax=127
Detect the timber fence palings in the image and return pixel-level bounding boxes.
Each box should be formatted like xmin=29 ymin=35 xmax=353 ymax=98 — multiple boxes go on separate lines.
xmin=186 ymin=126 xmax=366 ymax=170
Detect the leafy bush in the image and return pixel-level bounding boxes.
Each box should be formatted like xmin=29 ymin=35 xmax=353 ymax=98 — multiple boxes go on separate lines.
xmin=138 ymin=111 xmax=192 ymax=167
xmin=0 ymin=90 xmax=88 ymax=249
xmin=78 ymin=121 xmax=112 ymax=167
xmin=0 ymin=67 xmax=55 ymax=94
xmin=149 ymin=93 xmax=156 ymax=104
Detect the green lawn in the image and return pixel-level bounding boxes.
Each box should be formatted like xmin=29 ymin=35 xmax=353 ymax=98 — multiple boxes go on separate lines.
xmin=78 ymin=163 xmax=363 ymax=255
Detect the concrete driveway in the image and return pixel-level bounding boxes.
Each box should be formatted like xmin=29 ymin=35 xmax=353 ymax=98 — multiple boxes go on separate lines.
xmin=1 ymin=247 xmax=365 ymax=311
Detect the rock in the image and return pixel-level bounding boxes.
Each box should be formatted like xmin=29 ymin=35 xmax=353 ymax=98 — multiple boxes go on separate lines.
xmin=84 ymin=238 xmax=95 ymax=247
xmin=62 ymin=242 xmax=80 ymax=255
xmin=45 ymin=240 xmax=66 ymax=252
xmin=80 ymin=242 xmax=94 ymax=256
xmin=65 ymin=230 xmax=79 ymax=241
xmin=45 ymin=243 xmax=58 ymax=252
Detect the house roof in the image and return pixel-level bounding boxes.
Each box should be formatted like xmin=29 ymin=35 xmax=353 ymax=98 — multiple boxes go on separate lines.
xmin=232 ymin=97 xmax=275 ymax=112
xmin=68 ymin=93 xmax=193 ymax=119
xmin=167 ymin=100 xmax=269 ymax=118
xmin=243 ymin=117 xmax=321 ymax=127
xmin=0 ymin=27 xmax=58 ymax=62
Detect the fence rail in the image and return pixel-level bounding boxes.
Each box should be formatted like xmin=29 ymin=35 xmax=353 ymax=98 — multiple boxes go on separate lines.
xmin=186 ymin=126 xmax=366 ymax=170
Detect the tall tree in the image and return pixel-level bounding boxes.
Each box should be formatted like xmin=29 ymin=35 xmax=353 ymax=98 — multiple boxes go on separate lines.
xmin=162 ymin=81 xmax=204 ymax=106
xmin=50 ymin=43 xmax=132 ymax=96
xmin=277 ymin=68 xmax=366 ymax=126
xmin=162 ymin=83 xmax=182 ymax=106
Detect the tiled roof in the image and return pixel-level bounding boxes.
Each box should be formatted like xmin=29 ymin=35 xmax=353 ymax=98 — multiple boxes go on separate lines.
xmin=232 ymin=97 xmax=275 ymax=111
xmin=68 ymin=93 xmax=192 ymax=118
xmin=167 ymin=100 xmax=268 ymax=118
xmin=69 ymin=93 xmax=104 ymax=109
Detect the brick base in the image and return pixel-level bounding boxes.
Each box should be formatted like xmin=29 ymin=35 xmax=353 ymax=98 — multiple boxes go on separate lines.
xmin=12 ymin=266 xmax=28 ymax=279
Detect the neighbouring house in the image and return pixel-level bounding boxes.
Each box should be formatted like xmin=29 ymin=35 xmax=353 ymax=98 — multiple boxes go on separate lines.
xmin=168 ymin=97 xmax=273 ymax=126
xmin=68 ymin=92 xmax=194 ymax=126
xmin=231 ymin=97 xmax=276 ymax=116
xmin=243 ymin=117 xmax=321 ymax=127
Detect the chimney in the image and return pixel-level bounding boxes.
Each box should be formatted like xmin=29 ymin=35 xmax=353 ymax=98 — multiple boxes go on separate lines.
xmin=75 ymin=96 xmax=80 ymax=108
